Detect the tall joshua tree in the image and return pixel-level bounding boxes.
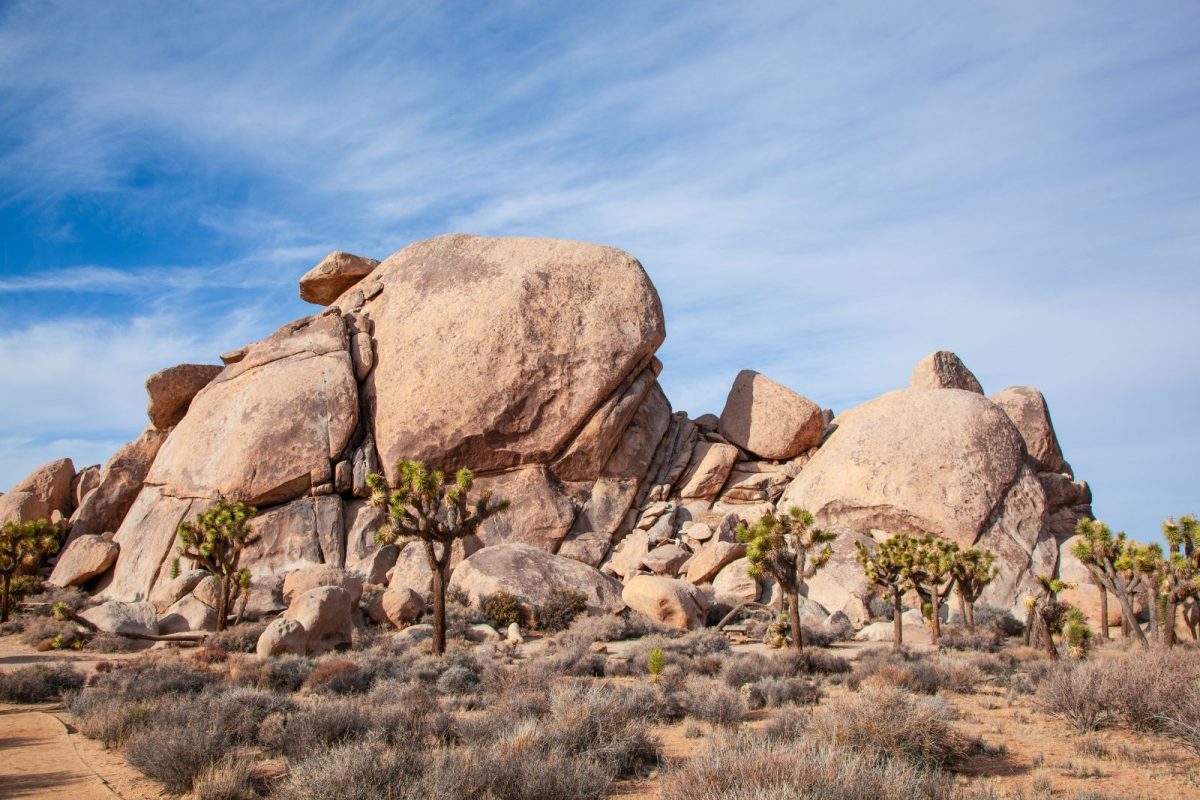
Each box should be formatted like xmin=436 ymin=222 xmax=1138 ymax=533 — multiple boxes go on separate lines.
xmin=1071 ymin=518 xmax=1148 ymax=647
xmin=856 ymin=532 xmax=919 ymax=649
xmin=0 ymin=519 xmax=60 ymax=623
xmin=177 ymin=496 xmax=259 ymax=632
xmin=950 ymin=546 xmax=999 ymax=632
xmin=736 ymin=506 xmax=836 ymax=650
xmin=1161 ymin=515 xmax=1199 ymax=647
xmin=910 ymin=535 xmax=959 ymax=644
xmin=369 ymin=460 xmax=509 ymax=655
xmin=1026 ymin=574 xmax=1071 ymax=660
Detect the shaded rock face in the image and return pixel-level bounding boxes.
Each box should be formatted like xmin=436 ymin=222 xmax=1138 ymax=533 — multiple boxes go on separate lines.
xmin=910 ymin=350 xmax=984 ymax=394
xmin=718 ymin=370 xmax=824 ymax=460
xmin=69 ymin=427 xmax=168 ymax=542
xmin=299 ymin=251 xmax=380 ymax=306
xmin=990 ymin=386 xmax=1065 ymax=473
xmin=355 ymin=235 xmax=665 ymax=476
xmin=145 ymin=364 xmax=223 ymax=430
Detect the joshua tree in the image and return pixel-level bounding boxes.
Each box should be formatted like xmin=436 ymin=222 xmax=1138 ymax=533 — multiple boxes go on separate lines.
xmin=1161 ymin=515 xmax=1199 ymax=647
xmin=369 ymin=460 xmax=509 ymax=655
xmin=0 ymin=519 xmax=60 ymax=623
xmin=950 ymin=546 xmax=999 ymax=631
xmin=176 ymin=496 xmax=259 ymax=632
xmin=856 ymin=532 xmax=919 ymax=649
xmin=1062 ymin=607 xmax=1094 ymax=659
xmin=910 ymin=535 xmax=959 ymax=644
xmin=737 ymin=506 xmax=836 ymax=650
xmin=1026 ymin=574 xmax=1072 ymax=660
xmin=1071 ymin=518 xmax=1149 ymax=647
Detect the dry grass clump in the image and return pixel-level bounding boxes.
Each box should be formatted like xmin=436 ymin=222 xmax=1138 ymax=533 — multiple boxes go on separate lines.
xmin=720 ymin=649 xmax=849 ymax=689
xmin=0 ymin=662 xmax=84 ymax=703
xmin=1037 ymin=648 xmax=1200 ymax=750
xmin=660 ymin=731 xmax=957 ymax=800
xmin=192 ymin=753 xmax=261 ymax=800
xmin=302 ymin=656 xmax=371 ymax=694
xmin=809 ymin=684 xmax=969 ymax=770
xmin=744 ymin=676 xmax=821 ymax=709
xmin=206 ymin=620 xmax=269 ymax=653
xmin=685 ymin=680 xmax=746 ymax=727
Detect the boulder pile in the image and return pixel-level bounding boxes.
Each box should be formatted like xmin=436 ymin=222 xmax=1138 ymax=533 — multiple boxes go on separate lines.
xmin=2 ymin=234 xmax=1099 ymax=638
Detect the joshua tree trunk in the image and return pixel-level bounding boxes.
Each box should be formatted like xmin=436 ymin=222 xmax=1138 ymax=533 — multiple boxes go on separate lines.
xmin=1039 ymin=613 xmax=1059 ymax=660
xmin=1024 ymin=605 xmax=1037 ymax=647
xmin=1093 ymin=565 xmax=1148 ymax=647
xmin=216 ymin=575 xmax=232 ymax=632
xmin=1098 ymin=583 xmax=1110 ymax=639
xmin=787 ymin=590 xmax=803 ymax=650
xmin=891 ymin=587 xmax=903 ymax=649
xmin=929 ymin=592 xmax=943 ymax=644
xmin=957 ymin=592 xmax=969 ymax=631
xmin=425 ymin=541 xmax=448 ymax=655
xmin=0 ymin=573 xmax=11 ymax=623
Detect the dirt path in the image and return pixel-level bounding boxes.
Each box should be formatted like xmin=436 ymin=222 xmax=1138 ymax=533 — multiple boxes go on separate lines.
xmin=0 ymin=706 xmax=116 ymax=799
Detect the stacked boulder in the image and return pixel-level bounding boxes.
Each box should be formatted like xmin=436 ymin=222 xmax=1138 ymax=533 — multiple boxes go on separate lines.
xmin=3 ymin=235 xmax=1101 ymax=636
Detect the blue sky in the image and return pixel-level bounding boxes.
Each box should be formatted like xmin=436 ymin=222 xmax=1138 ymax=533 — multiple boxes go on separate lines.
xmin=1 ymin=2 xmax=1197 ymax=542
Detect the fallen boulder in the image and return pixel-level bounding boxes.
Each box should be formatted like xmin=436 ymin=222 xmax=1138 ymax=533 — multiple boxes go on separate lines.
xmin=448 ymin=543 xmax=625 ymax=614
xmin=718 ymin=370 xmax=824 ymax=460
xmin=48 ymin=535 xmax=118 ymax=587
xmin=622 ymin=575 xmax=707 ymax=630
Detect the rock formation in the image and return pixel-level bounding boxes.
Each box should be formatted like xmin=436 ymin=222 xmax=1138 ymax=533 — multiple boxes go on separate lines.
xmin=4 ymin=233 xmax=1102 ymax=635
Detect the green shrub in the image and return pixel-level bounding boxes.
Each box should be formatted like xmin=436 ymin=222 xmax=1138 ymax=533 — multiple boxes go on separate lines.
xmin=537 ymin=589 xmax=588 ymax=631
xmin=481 ymin=590 xmax=524 ymax=629
xmin=647 ymin=647 xmax=666 ymax=683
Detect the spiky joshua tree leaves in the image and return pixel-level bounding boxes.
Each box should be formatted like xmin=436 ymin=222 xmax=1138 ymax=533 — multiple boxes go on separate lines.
xmin=856 ymin=532 xmax=920 ymax=649
xmin=0 ymin=519 xmax=60 ymax=623
xmin=1071 ymin=518 xmax=1149 ymax=647
xmin=736 ymin=506 xmax=835 ymax=650
xmin=950 ymin=547 xmax=999 ymax=632
xmin=1160 ymin=515 xmax=1199 ymax=646
xmin=369 ymin=460 xmax=509 ymax=655
xmin=176 ymin=496 xmax=259 ymax=632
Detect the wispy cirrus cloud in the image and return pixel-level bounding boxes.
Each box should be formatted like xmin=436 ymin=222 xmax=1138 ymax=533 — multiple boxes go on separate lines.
xmin=0 ymin=2 xmax=1197 ymax=538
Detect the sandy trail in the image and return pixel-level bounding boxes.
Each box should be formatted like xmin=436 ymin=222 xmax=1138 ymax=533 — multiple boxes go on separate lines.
xmin=0 ymin=706 xmax=116 ymax=799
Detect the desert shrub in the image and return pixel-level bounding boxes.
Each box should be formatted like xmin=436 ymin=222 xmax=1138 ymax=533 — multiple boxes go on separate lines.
xmin=261 ymin=654 xmax=312 ymax=692
xmin=260 ymin=697 xmax=373 ymax=760
xmin=686 ymin=680 xmax=745 ymax=727
xmin=556 ymin=612 xmax=674 ymax=648
xmin=660 ymin=731 xmax=956 ymax=800
xmin=69 ymin=689 xmax=151 ymax=747
xmin=976 ymin=605 xmax=1024 ymax=638
xmin=809 ymin=685 xmax=968 ymax=770
xmin=426 ymin=730 xmax=616 ymax=799
xmin=850 ymin=648 xmax=947 ymax=694
xmin=19 ymin=616 xmax=86 ymax=649
xmin=86 ymin=631 xmax=140 ymax=653
xmin=26 ymin=584 xmax=90 ymax=613
xmin=764 ymin=706 xmax=811 ymax=741
xmin=304 ymin=657 xmax=371 ymax=694
xmin=274 ymin=739 xmax=425 ymax=800
xmin=125 ymin=704 xmax=233 ymax=793
xmin=0 ymin=663 xmax=84 ymax=703
xmin=939 ymin=625 xmax=1003 ymax=653
xmin=481 ymin=590 xmax=525 ymax=629
xmin=721 ymin=649 xmax=848 ymax=689
xmin=932 ymin=655 xmax=985 ymax=693
xmin=542 ymin=644 xmax=607 ymax=678
xmin=436 ymin=663 xmax=480 ymax=694
xmin=193 ymin=753 xmax=259 ymax=800
xmin=96 ymin=658 xmax=213 ymax=701
xmin=1036 ymin=660 xmax=1121 ymax=733
xmin=537 ymin=588 xmax=589 ymax=632
xmin=745 ymin=677 xmax=820 ymax=709
xmin=206 ymin=620 xmax=269 ymax=654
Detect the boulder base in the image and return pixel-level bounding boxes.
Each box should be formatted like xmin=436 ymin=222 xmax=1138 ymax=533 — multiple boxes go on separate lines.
xmin=448 ymin=543 xmax=625 ymax=614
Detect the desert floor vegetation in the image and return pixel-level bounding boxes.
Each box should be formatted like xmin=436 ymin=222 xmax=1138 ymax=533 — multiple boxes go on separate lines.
xmin=2 ymin=610 xmax=1200 ymax=799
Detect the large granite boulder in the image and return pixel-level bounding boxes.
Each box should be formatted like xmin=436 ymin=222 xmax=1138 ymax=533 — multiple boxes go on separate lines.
xmin=282 ymin=564 xmax=364 ymax=607
xmin=448 ymin=543 xmax=625 ymax=615
xmin=717 ymin=370 xmax=824 ymax=460
xmin=80 ymin=600 xmax=158 ymax=637
xmin=244 ymin=496 xmax=344 ymax=577
xmin=299 ymin=251 xmax=379 ymax=306
xmin=781 ymin=389 xmax=1026 ymax=548
xmin=69 ymin=427 xmax=168 ymax=542
xmin=910 ymin=351 xmax=984 ymax=394
xmin=989 ymin=386 xmax=1065 ymax=473
xmin=145 ymin=364 xmax=223 ymax=430
xmin=71 ymin=466 xmax=101 ymax=509
xmin=285 ymin=586 xmax=354 ymax=655
xmin=351 ymin=235 xmax=665 ymax=476
xmin=256 ymin=617 xmax=307 ymax=658
xmin=0 ymin=491 xmax=51 ymax=526
xmin=48 ymin=535 xmax=118 ymax=587
xmin=622 ymin=575 xmax=707 ymax=630
xmin=10 ymin=458 xmax=75 ymax=517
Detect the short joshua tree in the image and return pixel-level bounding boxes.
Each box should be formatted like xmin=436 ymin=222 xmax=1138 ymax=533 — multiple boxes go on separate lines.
xmin=0 ymin=519 xmax=60 ymax=623
xmin=856 ymin=532 xmax=920 ymax=649
xmin=1160 ymin=515 xmax=1199 ymax=647
xmin=950 ymin=546 xmax=999 ymax=632
xmin=369 ymin=460 xmax=509 ymax=655
xmin=176 ymin=496 xmax=259 ymax=632
xmin=910 ymin=535 xmax=959 ymax=644
xmin=737 ymin=506 xmax=835 ymax=650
